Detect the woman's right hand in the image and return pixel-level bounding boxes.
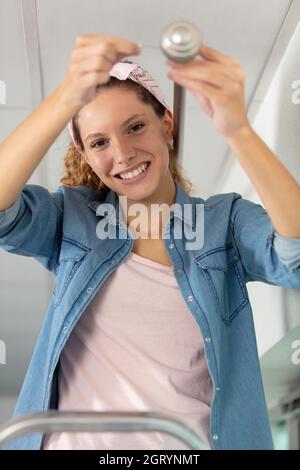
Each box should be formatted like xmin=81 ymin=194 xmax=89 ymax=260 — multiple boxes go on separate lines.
xmin=58 ymin=34 xmax=140 ymax=111
xmin=0 ymin=34 xmax=140 ymax=211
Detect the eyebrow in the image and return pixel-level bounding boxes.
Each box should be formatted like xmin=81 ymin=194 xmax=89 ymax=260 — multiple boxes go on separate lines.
xmin=84 ymin=114 xmax=147 ymax=143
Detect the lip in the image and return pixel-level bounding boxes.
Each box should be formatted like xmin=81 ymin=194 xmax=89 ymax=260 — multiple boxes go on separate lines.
xmin=114 ymin=161 xmax=150 ymax=177
xmin=114 ymin=162 xmax=151 ymax=185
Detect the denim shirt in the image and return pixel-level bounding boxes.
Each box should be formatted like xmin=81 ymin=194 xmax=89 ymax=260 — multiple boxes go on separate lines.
xmin=0 ymin=180 xmax=300 ymax=450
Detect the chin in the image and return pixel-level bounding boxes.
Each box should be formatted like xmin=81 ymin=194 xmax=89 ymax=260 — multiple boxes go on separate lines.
xmin=117 ymin=180 xmax=159 ymax=200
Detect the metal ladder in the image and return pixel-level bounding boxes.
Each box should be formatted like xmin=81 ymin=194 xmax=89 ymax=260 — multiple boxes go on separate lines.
xmin=0 ymin=410 xmax=208 ymax=450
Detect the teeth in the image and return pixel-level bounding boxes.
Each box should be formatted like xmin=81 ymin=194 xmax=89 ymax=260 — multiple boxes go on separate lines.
xmin=119 ymin=162 xmax=148 ymax=180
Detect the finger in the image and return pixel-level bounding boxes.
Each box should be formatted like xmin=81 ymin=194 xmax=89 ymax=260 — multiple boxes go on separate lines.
xmin=71 ymin=43 xmax=118 ymax=64
xmin=198 ymin=43 xmax=240 ymax=66
xmin=76 ymin=56 xmax=114 ymax=76
xmin=168 ymin=73 xmax=223 ymax=101
xmin=168 ymin=60 xmax=243 ymax=84
xmin=192 ymin=91 xmax=214 ymax=117
xmin=169 ymin=65 xmax=232 ymax=90
xmin=75 ymin=34 xmax=139 ymax=56
xmin=80 ymin=70 xmax=110 ymax=87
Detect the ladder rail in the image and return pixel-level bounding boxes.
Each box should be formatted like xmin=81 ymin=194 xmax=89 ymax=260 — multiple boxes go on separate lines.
xmin=0 ymin=410 xmax=208 ymax=450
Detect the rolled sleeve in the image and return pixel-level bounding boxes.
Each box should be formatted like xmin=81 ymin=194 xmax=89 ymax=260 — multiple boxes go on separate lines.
xmin=230 ymin=193 xmax=300 ymax=287
xmin=0 ymin=197 xmax=21 ymax=230
xmin=273 ymin=231 xmax=300 ymax=272
xmin=0 ymin=184 xmax=64 ymax=272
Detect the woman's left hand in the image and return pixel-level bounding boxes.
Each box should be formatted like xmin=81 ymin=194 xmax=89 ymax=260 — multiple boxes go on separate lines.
xmin=166 ymin=44 xmax=251 ymax=139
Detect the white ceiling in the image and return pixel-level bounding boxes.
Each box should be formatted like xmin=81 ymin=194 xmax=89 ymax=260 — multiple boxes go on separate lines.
xmin=0 ymin=0 xmax=299 ymax=403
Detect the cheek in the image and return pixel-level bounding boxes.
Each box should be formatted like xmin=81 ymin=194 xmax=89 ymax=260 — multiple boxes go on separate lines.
xmin=86 ymin=153 xmax=111 ymax=175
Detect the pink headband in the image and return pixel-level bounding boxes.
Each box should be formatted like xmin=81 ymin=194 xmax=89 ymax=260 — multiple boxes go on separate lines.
xmin=67 ymin=61 xmax=172 ymax=152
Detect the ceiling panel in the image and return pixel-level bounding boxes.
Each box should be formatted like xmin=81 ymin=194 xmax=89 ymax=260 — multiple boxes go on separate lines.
xmin=0 ymin=0 xmax=31 ymax=108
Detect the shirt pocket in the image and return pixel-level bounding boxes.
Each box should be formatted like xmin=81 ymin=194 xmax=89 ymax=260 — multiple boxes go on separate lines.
xmin=53 ymin=237 xmax=90 ymax=307
xmin=194 ymin=242 xmax=249 ymax=325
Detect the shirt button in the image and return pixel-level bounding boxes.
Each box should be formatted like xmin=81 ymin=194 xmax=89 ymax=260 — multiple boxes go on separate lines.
xmin=177 ymin=268 xmax=182 ymax=273
xmin=187 ymin=295 xmax=193 ymax=302
xmin=212 ymin=434 xmax=219 ymax=441
xmin=205 ymin=336 xmax=211 ymax=343
xmin=216 ymin=387 xmax=220 ymax=391
xmin=168 ymin=243 xmax=174 ymax=249
xmin=63 ymin=326 xmax=68 ymax=334
xmin=87 ymin=287 xmax=93 ymax=294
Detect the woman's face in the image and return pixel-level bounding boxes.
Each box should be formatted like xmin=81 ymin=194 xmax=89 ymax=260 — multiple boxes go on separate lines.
xmin=77 ymin=87 xmax=174 ymax=201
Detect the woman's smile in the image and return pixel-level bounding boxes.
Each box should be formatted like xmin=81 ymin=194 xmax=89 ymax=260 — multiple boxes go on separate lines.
xmin=114 ymin=161 xmax=151 ymax=184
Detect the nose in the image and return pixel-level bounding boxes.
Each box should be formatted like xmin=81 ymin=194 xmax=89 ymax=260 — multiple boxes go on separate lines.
xmin=112 ymin=138 xmax=136 ymax=164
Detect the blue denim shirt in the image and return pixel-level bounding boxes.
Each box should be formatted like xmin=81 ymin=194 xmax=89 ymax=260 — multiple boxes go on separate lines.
xmin=1 ymin=180 xmax=300 ymax=450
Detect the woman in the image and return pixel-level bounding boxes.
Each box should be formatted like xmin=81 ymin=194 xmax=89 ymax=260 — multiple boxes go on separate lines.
xmin=0 ymin=34 xmax=300 ymax=451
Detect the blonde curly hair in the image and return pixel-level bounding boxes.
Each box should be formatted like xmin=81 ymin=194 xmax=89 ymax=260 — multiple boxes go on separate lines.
xmin=60 ymin=71 xmax=193 ymax=195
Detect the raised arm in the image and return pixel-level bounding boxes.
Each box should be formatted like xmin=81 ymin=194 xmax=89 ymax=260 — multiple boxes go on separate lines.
xmin=0 ymin=34 xmax=140 ymax=211
xmin=167 ymin=43 xmax=300 ymax=238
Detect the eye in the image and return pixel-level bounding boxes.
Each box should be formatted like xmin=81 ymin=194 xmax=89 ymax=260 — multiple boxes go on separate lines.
xmin=90 ymin=123 xmax=145 ymax=150
xmin=130 ymin=123 xmax=145 ymax=132
xmin=91 ymin=139 xmax=107 ymax=149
